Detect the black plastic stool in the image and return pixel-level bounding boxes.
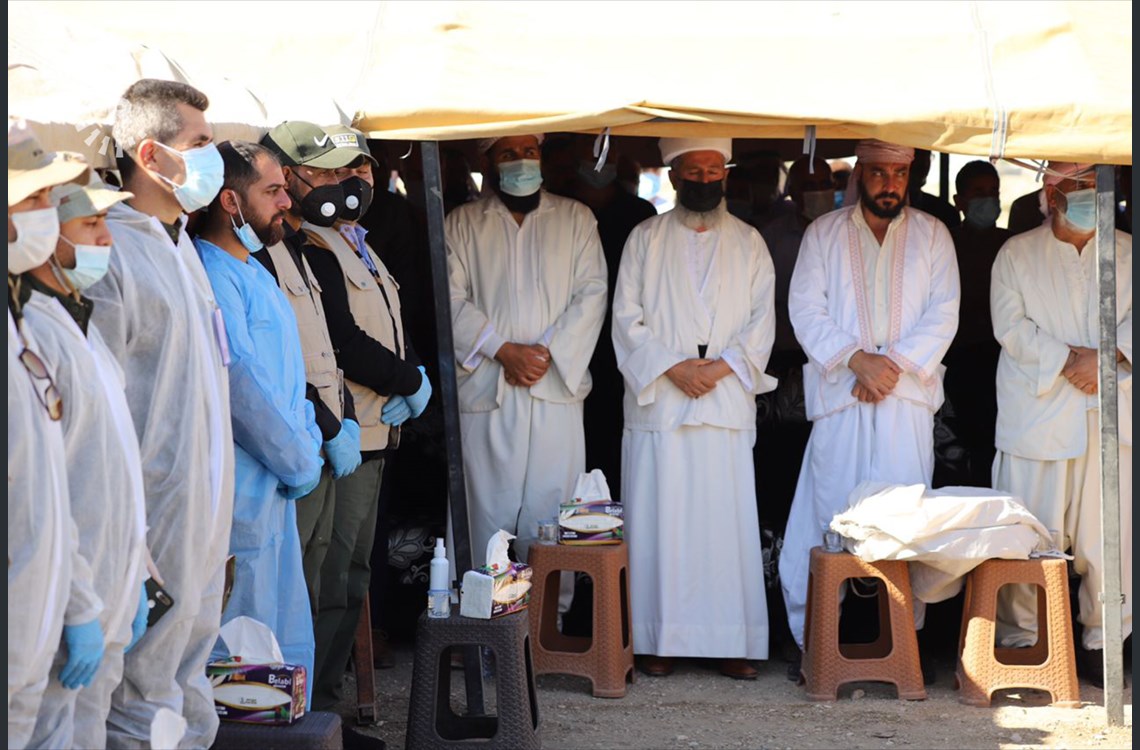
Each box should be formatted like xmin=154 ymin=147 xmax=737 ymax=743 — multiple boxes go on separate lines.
xmin=211 ymin=710 xmax=342 ymax=749
xmin=405 ymin=611 xmax=540 ymax=749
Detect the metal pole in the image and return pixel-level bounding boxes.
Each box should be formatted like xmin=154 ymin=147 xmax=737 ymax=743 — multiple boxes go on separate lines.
xmin=1094 ymin=164 xmax=1124 ymax=724
xmin=938 ymin=151 xmax=950 ymax=201
xmin=421 ymin=140 xmax=485 ymax=714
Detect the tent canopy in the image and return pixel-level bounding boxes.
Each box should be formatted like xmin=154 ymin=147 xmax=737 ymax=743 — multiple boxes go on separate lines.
xmin=352 ymin=0 xmax=1131 ymax=164
xmin=8 ymin=1 xmax=1131 ymax=165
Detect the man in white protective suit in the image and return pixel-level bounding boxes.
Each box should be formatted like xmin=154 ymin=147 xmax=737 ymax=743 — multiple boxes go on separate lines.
xmin=21 ymin=179 xmax=149 ymax=749
xmin=990 ymin=161 xmax=1132 ymax=688
xmin=7 ymin=122 xmax=103 ymax=750
xmin=446 ymin=133 xmax=607 ymax=573
xmin=85 ymin=79 xmax=235 ymax=749
xmin=779 ymin=139 xmax=960 ymax=678
xmin=613 ymin=137 xmax=778 ymax=681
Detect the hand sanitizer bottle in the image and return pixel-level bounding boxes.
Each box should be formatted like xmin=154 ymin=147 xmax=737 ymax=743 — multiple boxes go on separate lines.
xmin=428 ymin=538 xmax=451 ymax=618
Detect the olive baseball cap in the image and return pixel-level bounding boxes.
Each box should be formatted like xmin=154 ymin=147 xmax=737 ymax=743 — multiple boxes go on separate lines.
xmin=53 ymin=178 xmax=133 ymax=224
xmin=324 ymin=124 xmax=378 ymax=165
xmin=260 ymin=121 xmax=359 ymax=170
xmin=8 ymin=121 xmax=90 ymax=206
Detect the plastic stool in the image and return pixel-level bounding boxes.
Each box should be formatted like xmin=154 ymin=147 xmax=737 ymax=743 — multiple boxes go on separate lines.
xmin=212 ymin=710 xmax=342 ymax=750
xmin=527 ymin=542 xmax=635 ymax=698
xmin=955 ymin=557 xmax=1080 ymax=707
xmin=405 ymin=610 xmax=540 ymax=750
xmin=800 ymin=547 xmax=926 ymax=701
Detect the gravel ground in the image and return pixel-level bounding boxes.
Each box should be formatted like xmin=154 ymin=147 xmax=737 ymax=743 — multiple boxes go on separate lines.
xmin=336 ymin=642 xmax=1132 ymax=750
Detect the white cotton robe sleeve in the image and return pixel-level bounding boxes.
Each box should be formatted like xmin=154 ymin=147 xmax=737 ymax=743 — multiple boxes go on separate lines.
xmin=788 ymin=223 xmax=862 ymax=382
xmin=990 ymin=244 xmax=1073 ymax=397
xmin=530 ymin=218 xmax=607 ymax=399
xmin=446 ymin=218 xmax=498 ymax=374
xmin=612 ymin=229 xmax=688 ymax=406
xmin=718 ymin=230 xmax=778 ymax=394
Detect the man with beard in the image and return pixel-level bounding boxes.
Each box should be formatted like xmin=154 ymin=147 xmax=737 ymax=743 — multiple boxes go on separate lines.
xmin=613 ymin=138 xmax=777 ymax=680
xmin=282 ymin=124 xmax=430 ymax=716
xmin=446 ymin=133 xmax=607 ymax=581
xmin=194 ymin=141 xmax=322 ymax=702
xmin=779 ymin=139 xmax=959 ymax=675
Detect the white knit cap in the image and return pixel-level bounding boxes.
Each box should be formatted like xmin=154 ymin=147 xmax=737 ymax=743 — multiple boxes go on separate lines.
xmin=658 ymin=138 xmax=733 ymax=165
xmin=475 ymin=133 xmax=545 ymax=155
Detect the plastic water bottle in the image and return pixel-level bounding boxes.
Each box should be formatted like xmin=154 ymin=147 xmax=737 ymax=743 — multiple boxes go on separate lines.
xmin=428 ymin=538 xmax=451 ymax=618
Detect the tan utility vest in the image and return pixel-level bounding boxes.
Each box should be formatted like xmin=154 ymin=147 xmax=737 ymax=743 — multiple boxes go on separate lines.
xmin=264 ymin=240 xmax=345 ymax=422
xmin=302 ymin=223 xmax=406 ymax=451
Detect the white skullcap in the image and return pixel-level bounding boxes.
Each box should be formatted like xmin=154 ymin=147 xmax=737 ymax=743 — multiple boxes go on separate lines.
xmin=476 ymin=133 xmax=545 ymax=155
xmin=659 ymin=138 xmax=733 ymax=165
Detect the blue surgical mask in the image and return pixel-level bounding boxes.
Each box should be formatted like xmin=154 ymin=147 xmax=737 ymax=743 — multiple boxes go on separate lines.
xmin=153 ymin=141 xmax=225 ymax=213
xmin=497 ymin=159 xmax=543 ymax=197
xmin=577 ymin=161 xmax=616 ymax=190
xmin=964 ymin=196 xmax=1001 ymax=229
xmin=60 ymin=236 xmax=112 ymax=290
xmin=1060 ymin=187 xmax=1097 ymax=231
xmin=230 ymin=200 xmax=264 ymax=252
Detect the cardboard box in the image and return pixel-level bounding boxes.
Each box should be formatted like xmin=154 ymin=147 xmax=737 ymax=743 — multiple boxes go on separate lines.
xmin=208 ymin=660 xmax=306 ymax=725
xmin=460 ymin=562 xmax=532 ymax=619
xmin=559 ymin=501 xmax=624 ymax=545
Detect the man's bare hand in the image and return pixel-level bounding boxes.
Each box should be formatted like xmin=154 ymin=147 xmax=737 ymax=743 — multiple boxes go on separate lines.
xmin=849 ymin=351 xmax=902 ymax=401
xmin=665 ymin=358 xmax=718 ymax=398
xmin=851 ymin=382 xmax=883 ymax=403
xmin=497 ymin=343 xmax=551 ymax=387
xmin=1062 ymin=346 xmax=1098 ymax=395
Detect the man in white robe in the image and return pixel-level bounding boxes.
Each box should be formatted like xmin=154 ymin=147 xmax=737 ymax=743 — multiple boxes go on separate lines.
xmin=779 ymin=140 xmax=960 ymax=670
xmin=991 ymin=161 xmax=1132 ymax=688
xmin=613 ymin=137 xmax=777 ymax=680
xmin=446 ymin=134 xmax=607 ymax=574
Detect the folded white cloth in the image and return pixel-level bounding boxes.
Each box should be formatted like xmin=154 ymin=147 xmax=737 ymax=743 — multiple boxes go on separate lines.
xmin=830 ymin=481 xmax=1053 ymax=603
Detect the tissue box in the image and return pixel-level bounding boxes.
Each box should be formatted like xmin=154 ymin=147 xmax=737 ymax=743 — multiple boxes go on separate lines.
xmin=208 ymin=659 xmax=306 ymax=725
xmin=460 ymin=562 xmax=532 ymax=619
xmin=559 ymin=501 xmax=624 ymax=545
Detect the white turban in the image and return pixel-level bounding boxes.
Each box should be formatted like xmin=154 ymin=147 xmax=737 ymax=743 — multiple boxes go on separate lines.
xmin=476 ymin=133 xmax=545 ymax=155
xmin=659 ymin=138 xmax=733 ymax=166
xmin=843 ymin=139 xmax=917 ymax=207
xmin=1042 ymin=161 xmax=1094 ymax=187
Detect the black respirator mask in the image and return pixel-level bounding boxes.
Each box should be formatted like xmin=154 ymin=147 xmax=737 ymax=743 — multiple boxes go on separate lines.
xmin=338 ymin=176 xmax=374 ymax=222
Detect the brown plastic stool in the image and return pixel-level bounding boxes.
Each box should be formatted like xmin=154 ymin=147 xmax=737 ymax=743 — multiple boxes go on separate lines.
xmin=800 ymin=547 xmax=926 ymax=701
xmin=955 ymin=557 xmax=1080 ymax=707
xmin=527 ymin=542 xmax=635 ymax=698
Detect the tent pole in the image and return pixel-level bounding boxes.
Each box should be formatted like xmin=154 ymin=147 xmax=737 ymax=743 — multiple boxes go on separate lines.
xmin=1094 ymin=164 xmax=1124 ymax=725
xmin=938 ymin=152 xmax=950 ymax=201
xmin=422 ymin=140 xmax=485 ymax=713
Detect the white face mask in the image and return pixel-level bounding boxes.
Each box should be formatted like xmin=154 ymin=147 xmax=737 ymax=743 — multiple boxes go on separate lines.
xmin=801 ymin=189 xmax=836 ymax=221
xmin=8 ymin=207 xmax=61 ymax=274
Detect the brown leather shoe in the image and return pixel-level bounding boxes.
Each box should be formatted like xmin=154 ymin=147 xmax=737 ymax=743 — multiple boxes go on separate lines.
xmin=638 ymin=655 xmax=675 ymax=677
xmin=720 ymin=658 xmax=759 ymax=680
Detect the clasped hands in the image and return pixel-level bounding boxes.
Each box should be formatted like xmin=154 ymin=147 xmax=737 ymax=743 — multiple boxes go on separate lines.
xmin=497 ymin=342 xmax=551 ymax=387
xmin=1062 ymin=345 xmax=1127 ymax=395
xmin=665 ymin=358 xmax=732 ymax=399
xmin=849 ymin=351 xmax=902 ymax=403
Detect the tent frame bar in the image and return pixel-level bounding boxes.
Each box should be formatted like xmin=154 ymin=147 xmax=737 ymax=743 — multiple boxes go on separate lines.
xmin=1094 ymin=164 xmax=1124 ymax=725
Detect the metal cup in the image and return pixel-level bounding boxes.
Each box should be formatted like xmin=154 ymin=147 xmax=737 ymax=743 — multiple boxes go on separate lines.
xmin=823 ymin=529 xmax=843 ymax=553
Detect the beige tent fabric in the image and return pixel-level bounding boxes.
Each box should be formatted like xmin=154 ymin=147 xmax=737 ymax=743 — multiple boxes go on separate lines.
xmin=352 ymin=0 xmax=1130 ymax=163
xmin=7 ymin=0 xmax=1131 ymax=164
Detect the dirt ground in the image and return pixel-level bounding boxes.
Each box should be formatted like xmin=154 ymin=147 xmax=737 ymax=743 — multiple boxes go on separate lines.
xmin=336 ymin=642 xmax=1132 ymax=750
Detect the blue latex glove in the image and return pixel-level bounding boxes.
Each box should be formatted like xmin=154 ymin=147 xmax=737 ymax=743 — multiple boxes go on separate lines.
xmin=125 ymin=582 xmax=148 ymax=654
xmin=283 ymin=465 xmax=322 ymax=501
xmin=406 ymin=366 xmax=432 ymax=418
xmin=60 ymin=619 xmax=105 ymax=689
xmin=380 ymin=395 xmax=411 ymax=427
xmin=324 ymin=419 xmax=362 ymax=479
